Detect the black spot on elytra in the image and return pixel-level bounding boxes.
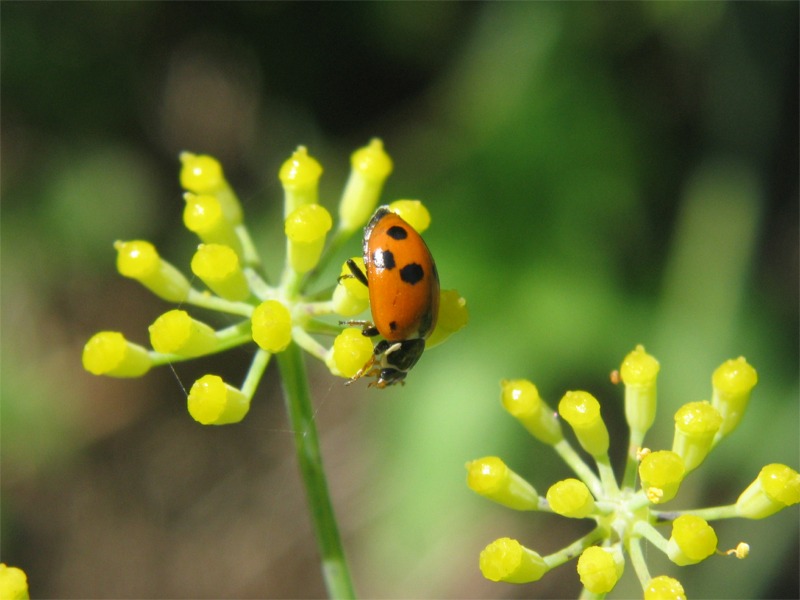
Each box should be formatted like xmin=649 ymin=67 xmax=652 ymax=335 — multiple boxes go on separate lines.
xmin=400 ymin=263 xmax=424 ymax=285
xmin=387 ymin=225 xmax=408 ymax=240
xmin=389 ymin=321 xmax=398 ymax=331
xmin=373 ymin=248 xmax=396 ymax=270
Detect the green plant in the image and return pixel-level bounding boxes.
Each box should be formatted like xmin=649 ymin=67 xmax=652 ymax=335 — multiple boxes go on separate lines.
xmin=80 ymin=140 xmax=467 ymax=598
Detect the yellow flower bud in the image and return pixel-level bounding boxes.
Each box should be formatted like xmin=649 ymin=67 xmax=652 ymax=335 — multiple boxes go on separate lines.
xmin=328 ymin=328 xmax=373 ymax=378
xmin=0 ymin=564 xmax=29 ymax=600
xmin=479 ymin=538 xmax=549 ymax=584
xmin=500 ymin=379 xmax=563 ymax=445
xmin=114 ymin=240 xmax=191 ymax=303
xmin=620 ymin=344 xmax=660 ymax=434
xmin=82 ymin=331 xmax=152 ymax=377
xmin=736 ymin=463 xmax=800 ymax=519
xmin=279 ymin=145 xmax=323 ymax=216
xmin=644 ymin=575 xmax=686 ymax=600
xmin=187 ymin=374 xmax=250 ymax=425
xmin=639 ymin=450 xmax=685 ymax=504
xmin=190 ymin=243 xmax=250 ymax=301
xmin=180 ymin=152 xmax=223 ymax=192
xmin=339 ymin=138 xmax=393 ymax=232
xmin=546 ymin=478 xmax=595 ymax=518
xmin=576 ymin=546 xmax=624 ymax=594
xmin=425 ymin=289 xmax=468 ymax=349
xmin=285 ymin=203 xmax=333 ymax=274
xmin=387 ymin=199 xmax=431 ymax=233
xmin=251 ymin=300 xmax=292 ymax=353
xmin=465 ymin=456 xmax=539 ymax=511
xmin=149 ymin=310 xmax=218 ymax=357
xmin=712 ymin=356 xmax=758 ymax=437
xmin=667 ymin=515 xmax=717 ymax=565
xmin=332 ymin=258 xmax=370 ymax=317
xmin=558 ymin=391 xmax=609 ymax=456
xmin=672 ymin=401 xmax=722 ymax=472
xmin=179 ymin=152 xmax=242 ymax=224
xmin=183 ymin=193 xmax=244 ymax=257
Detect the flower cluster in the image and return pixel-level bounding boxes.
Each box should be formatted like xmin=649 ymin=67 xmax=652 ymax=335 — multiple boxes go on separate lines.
xmin=467 ymin=345 xmax=799 ymax=599
xmin=82 ymin=139 xmax=467 ymax=424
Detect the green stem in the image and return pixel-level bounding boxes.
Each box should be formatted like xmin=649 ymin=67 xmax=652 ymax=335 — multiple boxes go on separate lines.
xmin=627 ymin=536 xmax=652 ymax=589
xmin=303 ymin=226 xmax=354 ymax=290
xmin=544 ymin=526 xmax=606 ymax=569
xmin=241 ymin=349 xmax=271 ymax=400
xmin=622 ymin=428 xmax=645 ymax=489
xmin=276 ymin=342 xmax=356 ymax=599
xmin=186 ymin=288 xmax=255 ymax=316
xmin=595 ymin=454 xmax=621 ymax=496
xmin=651 ymin=503 xmax=739 ymax=522
xmin=553 ymin=439 xmax=603 ymax=498
xmin=148 ymin=321 xmax=254 ymax=367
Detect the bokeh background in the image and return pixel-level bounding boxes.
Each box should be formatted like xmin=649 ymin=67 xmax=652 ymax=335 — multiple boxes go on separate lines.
xmin=2 ymin=2 xmax=797 ymax=598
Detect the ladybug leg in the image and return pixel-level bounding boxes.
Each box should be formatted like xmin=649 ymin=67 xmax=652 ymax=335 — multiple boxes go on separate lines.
xmin=368 ymin=375 xmax=405 ymax=389
xmin=339 ymin=319 xmax=380 ymax=337
xmin=338 ymin=259 xmax=369 ymax=287
xmin=345 ymin=353 xmax=378 ymax=386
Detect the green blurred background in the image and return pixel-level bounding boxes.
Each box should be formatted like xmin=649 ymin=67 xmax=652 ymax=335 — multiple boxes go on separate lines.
xmin=2 ymin=2 xmax=797 ymax=598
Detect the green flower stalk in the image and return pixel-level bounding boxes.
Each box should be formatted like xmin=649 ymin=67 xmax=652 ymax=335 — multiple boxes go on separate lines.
xmin=468 ymin=346 xmax=799 ymax=598
xmin=82 ymin=140 xmax=467 ymax=598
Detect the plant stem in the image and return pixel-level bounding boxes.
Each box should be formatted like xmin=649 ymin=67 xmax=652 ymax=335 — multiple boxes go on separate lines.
xmin=553 ymin=439 xmax=603 ymax=498
xmin=627 ymin=536 xmax=652 ymax=589
xmin=276 ymin=342 xmax=356 ymax=599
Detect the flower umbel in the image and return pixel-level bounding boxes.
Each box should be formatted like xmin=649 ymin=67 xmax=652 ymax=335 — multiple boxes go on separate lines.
xmin=469 ymin=346 xmax=799 ymax=598
xmin=83 ymin=140 xmax=467 ymax=421
xmin=82 ymin=140 xmax=467 ymax=598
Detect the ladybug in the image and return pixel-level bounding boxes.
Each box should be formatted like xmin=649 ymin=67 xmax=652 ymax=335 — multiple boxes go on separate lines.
xmin=343 ymin=206 xmax=440 ymax=387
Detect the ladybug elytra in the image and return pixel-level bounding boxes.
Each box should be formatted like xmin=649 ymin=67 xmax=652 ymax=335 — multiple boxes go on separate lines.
xmin=343 ymin=206 xmax=440 ymax=387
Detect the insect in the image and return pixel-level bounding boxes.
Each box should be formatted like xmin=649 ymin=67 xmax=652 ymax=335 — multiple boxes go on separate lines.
xmin=343 ymin=206 xmax=440 ymax=388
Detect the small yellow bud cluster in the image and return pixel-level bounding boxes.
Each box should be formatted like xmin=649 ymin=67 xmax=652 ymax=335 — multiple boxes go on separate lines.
xmin=285 ymin=204 xmax=333 ymax=274
xmin=735 ymin=463 xmax=800 ymax=519
xmin=114 ymin=240 xmax=191 ymax=302
xmin=279 ymin=146 xmax=323 ymax=216
xmin=577 ymin=545 xmax=624 ymax=594
xmin=469 ymin=346 xmax=798 ymax=598
xmin=465 ymin=456 xmax=539 ymax=511
xmin=83 ymin=331 xmax=152 ymax=377
xmin=558 ymin=391 xmax=609 ymax=457
xmin=0 ymin=564 xmax=29 ymax=600
xmin=83 ymin=141 xmax=467 ymax=425
xmin=338 ymin=139 xmax=393 ymax=233
xmin=479 ymin=537 xmax=549 ymax=584
xmin=666 ymin=515 xmax=718 ymax=566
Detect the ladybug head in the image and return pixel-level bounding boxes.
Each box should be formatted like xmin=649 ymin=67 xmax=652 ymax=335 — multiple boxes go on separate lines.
xmin=369 ymin=338 xmax=426 ymax=387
